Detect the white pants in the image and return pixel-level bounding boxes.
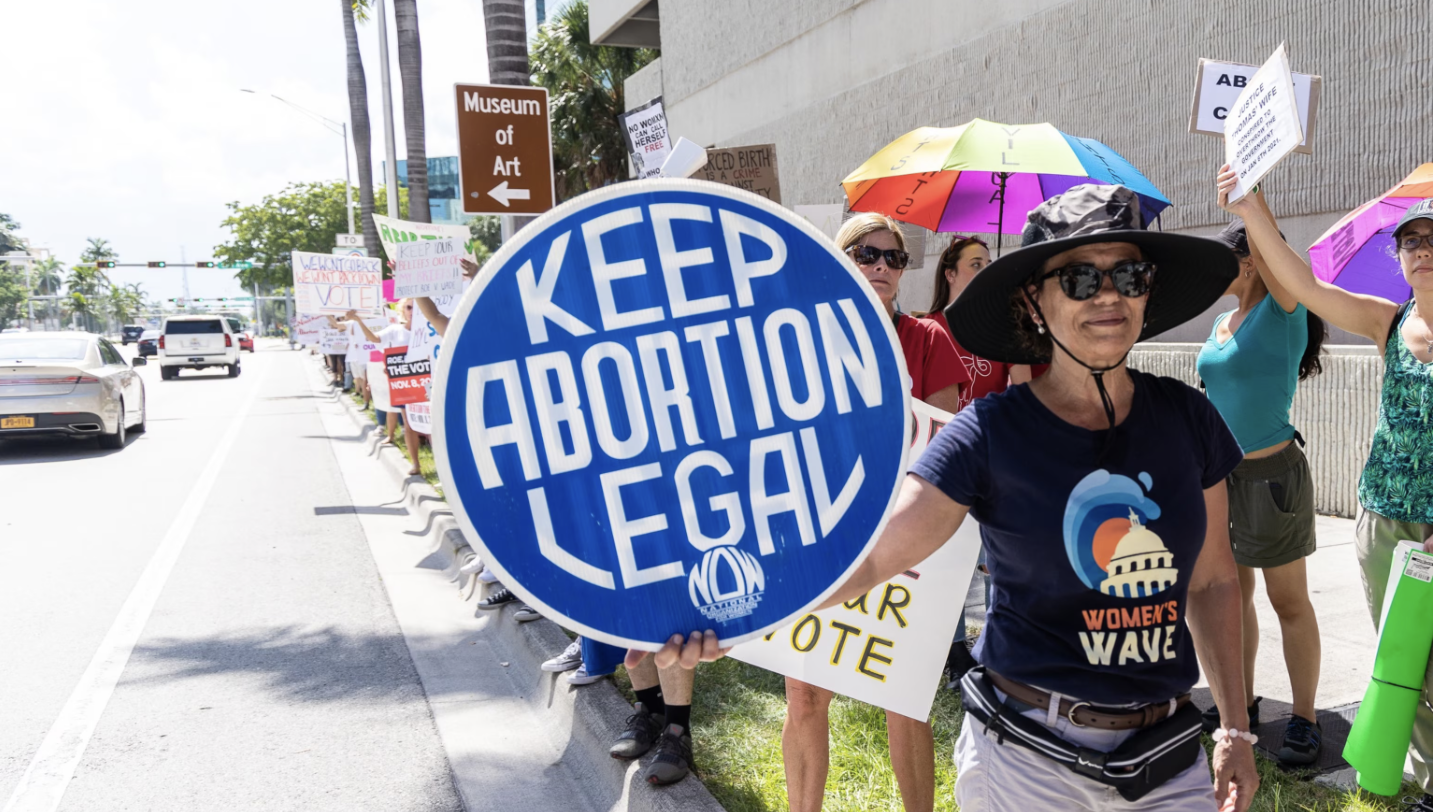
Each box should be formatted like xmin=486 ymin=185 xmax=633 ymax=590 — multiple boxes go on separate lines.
xmin=954 ymin=693 xmax=1217 ymax=812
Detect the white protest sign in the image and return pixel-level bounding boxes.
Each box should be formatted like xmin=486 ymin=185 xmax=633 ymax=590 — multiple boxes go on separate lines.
xmin=405 ymin=292 xmax=461 ymax=364
xmin=728 ymin=399 xmax=981 ymax=722
xmin=620 ymin=97 xmax=671 ymax=179
xmin=318 ymin=326 xmax=349 ymax=355
xmin=344 ymin=318 xmax=388 ymax=366
xmin=393 ymin=236 xmax=465 ymax=298
xmin=1189 ymin=57 xmax=1320 ymax=154
xmin=405 ymin=402 xmax=432 ymax=435
xmin=368 ymin=360 xmax=392 ymax=412
xmin=292 ymin=251 xmax=383 ymax=316
xmin=1223 ymin=44 xmax=1304 ymax=203
xmin=372 ymin=214 xmax=476 ymax=263
xmin=293 ymin=313 xmax=325 ymax=346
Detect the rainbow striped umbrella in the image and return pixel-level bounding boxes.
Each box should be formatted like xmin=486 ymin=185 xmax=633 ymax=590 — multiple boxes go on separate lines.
xmin=1309 ymin=163 xmax=1431 ymax=302
xmin=842 ymin=119 xmax=1171 ymax=253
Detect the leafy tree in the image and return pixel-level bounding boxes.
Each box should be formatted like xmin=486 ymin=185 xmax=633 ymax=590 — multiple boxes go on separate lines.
xmin=106 ymin=284 xmax=145 ymax=326
xmin=31 ymin=257 xmax=63 ymax=295
xmin=0 ymin=266 xmax=27 ymax=326
xmin=214 ymin=180 xmax=405 ymax=289
xmin=531 ymin=1 xmax=656 ymax=200
xmin=79 ymin=238 xmax=117 ymax=263
xmin=0 ymin=213 xmax=22 ymax=256
xmin=469 ymin=216 xmax=501 ymax=259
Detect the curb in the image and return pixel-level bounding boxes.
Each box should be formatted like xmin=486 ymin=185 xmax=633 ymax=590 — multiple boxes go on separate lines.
xmin=315 ymin=359 xmax=727 ymax=812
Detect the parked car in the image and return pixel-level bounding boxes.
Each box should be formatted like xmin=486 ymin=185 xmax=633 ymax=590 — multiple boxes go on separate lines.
xmin=226 ymin=317 xmax=254 ymax=352
xmin=159 ymin=315 xmax=241 ymax=379
xmin=137 ymin=329 xmax=160 ymax=357
xmin=121 ymin=325 xmax=146 ymax=345
xmin=0 ymin=331 xmax=147 ymax=448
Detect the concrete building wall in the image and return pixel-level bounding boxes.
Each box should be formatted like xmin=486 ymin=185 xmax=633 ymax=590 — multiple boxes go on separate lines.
xmin=631 ymin=0 xmax=1430 ymax=338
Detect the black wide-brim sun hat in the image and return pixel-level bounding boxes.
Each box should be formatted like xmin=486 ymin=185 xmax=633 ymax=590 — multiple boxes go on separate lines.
xmin=946 ymin=184 xmax=1239 ymax=365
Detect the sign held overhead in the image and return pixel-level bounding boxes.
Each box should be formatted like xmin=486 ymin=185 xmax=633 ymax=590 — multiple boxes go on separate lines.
xmin=1222 ymin=43 xmax=1306 ymax=203
xmin=1190 ymin=55 xmax=1321 ymax=154
xmin=455 ymin=83 xmax=556 ymax=217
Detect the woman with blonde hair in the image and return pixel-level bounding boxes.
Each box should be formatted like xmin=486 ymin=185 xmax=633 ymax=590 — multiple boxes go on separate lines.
xmin=780 ymin=212 xmax=968 ymax=812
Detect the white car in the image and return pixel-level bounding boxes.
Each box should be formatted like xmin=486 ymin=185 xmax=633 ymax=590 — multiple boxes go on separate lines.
xmin=0 ymin=332 xmax=146 ymax=448
xmin=159 ymin=315 xmax=241 ymax=379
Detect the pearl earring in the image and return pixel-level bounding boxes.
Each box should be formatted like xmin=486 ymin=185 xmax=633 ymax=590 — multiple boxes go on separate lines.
xmin=1037 ymin=323 xmax=1045 ymax=334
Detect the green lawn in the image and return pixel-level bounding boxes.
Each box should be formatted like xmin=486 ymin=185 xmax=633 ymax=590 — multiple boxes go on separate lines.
xmin=617 ymin=657 xmax=1418 ymax=812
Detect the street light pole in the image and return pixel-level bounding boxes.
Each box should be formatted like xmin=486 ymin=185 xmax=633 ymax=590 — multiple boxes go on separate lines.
xmin=375 ymin=0 xmax=401 ymax=219
xmin=241 ymin=89 xmax=355 ymax=234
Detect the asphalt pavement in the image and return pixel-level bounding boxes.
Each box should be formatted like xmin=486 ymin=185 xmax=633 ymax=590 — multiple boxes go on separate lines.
xmin=0 ymin=341 xmax=462 ymax=811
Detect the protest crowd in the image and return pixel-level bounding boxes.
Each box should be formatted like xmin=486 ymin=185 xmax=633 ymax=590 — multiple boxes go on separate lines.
xmin=286 ymin=48 xmax=1432 ymax=812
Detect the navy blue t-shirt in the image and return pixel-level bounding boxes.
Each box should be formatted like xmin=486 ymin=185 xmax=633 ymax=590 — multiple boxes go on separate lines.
xmin=911 ymin=371 xmax=1242 ymax=705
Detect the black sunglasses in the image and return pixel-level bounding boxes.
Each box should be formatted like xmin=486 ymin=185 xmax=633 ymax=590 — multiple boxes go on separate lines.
xmin=846 ymin=244 xmax=911 ymax=270
xmin=1037 ymin=260 xmax=1156 ymax=301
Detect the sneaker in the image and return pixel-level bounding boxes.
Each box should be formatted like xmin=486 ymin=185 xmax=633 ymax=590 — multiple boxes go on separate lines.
xmin=1201 ymin=696 xmax=1261 ymax=735
xmin=1277 ymin=715 xmax=1322 ymax=766
xmin=541 ymin=639 xmax=583 ymax=673
xmin=514 ymin=604 xmax=542 ymax=623
xmin=458 ymin=556 xmax=484 ymax=575
xmin=565 ymin=664 xmax=607 ymax=685
xmin=643 ymin=724 xmax=694 ymax=785
xmin=478 ymin=587 xmax=518 ymax=610
xmin=610 ymin=702 xmax=666 ymax=760
xmin=478 ymin=567 xmax=500 ymax=584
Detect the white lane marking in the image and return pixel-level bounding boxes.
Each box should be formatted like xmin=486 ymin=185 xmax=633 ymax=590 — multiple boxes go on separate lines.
xmin=3 ymin=364 xmax=270 ymax=812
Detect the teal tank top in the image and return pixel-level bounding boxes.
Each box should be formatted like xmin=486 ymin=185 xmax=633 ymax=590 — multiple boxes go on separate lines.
xmin=1196 ymin=294 xmax=1307 ymax=454
xmin=1358 ymin=303 xmax=1433 ymax=524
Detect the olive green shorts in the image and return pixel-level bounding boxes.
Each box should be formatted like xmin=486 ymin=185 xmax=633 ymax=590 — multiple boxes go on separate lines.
xmin=1228 ymin=442 xmax=1317 ymax=568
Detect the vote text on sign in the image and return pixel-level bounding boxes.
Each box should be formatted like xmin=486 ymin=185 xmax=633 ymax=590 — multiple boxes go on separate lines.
xmin=1189 ymin=56 xmax=1321 ymax=154
xmin=455 ymin=83 xmax=556 ymax=217
xmin=432 ymin=180 xmax=911 ymax=649
xmin=291 ymin=250 xmax=383 ymax=316
xmin=729 ymin=399 xmax=982 ymax=722
xmin=386 ymin=347 xmax=432 ymax=407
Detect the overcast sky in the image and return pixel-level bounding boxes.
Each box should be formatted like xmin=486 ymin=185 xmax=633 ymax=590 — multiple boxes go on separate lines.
xmin=0 ymin=0 xmax=544 ymax=300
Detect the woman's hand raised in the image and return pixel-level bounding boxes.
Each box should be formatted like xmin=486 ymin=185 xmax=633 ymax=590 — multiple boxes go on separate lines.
xmin=1216 ymin=164 xmax=1257 ymax=218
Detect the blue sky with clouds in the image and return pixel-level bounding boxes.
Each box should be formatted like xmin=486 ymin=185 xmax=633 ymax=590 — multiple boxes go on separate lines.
xmin=1 ymin=0 xmax=550 ymax=300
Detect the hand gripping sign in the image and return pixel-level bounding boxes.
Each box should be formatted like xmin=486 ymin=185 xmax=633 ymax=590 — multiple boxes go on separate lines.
xmin=432 ymin=180 xmax=911 ymax=649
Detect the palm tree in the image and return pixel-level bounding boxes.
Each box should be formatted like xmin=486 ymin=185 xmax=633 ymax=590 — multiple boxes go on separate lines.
xmin=32 ymin=257 xmax=63 ymax=296
xmin=393 ymin=0 xmax=429 ymax=223
xmin=482 ymin=0 xmax=529 ymax=85
xmin=341 ymin=0 xmax=382 ymax=257
xmin=531 ymin=1 xmax=656 ymax=200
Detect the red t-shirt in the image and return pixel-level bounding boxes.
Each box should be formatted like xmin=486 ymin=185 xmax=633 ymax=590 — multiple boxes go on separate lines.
xmin=894 ymin=313 xmax=969 ymax=401
xmin=925 ymin=311 xmax=1048 ymax=410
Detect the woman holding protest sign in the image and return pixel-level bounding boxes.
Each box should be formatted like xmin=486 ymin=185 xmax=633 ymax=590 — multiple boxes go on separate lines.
xmin=349 ymin=301 xmax=422 ymax=476
xmin=1193 ymin=207 xmax=1328 ymax=766
xmin=777 ymin=212 xmax=968 ymax=812
xmin=652 ymin=186 xmax=1258 ymax=811
xmin=1216 ymin=166 xmax=1432 ymax=798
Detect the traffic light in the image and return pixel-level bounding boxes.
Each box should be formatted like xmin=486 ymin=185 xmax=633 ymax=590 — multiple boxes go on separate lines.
xmin=95 ymin=261 xmax=115 ymax=269
xmin=147 ymin=261 xmax=167 ymax=268
xmin=195 ymin=261 xmax=216 ymax=268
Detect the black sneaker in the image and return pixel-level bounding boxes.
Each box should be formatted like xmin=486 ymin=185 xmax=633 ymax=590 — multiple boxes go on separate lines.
xmin=1277 ymin=715 xmax=1321 ymax=766
xmin=944 ymin=641 xmax=979 ymax=689
xmin=642 ymin=724 xmax=693 ymax=785
xmin=1200 ymin=696 xmax=1261 ymax=734
xmin=609 ymin=702 xmax=665 ymax=760
xmin=478 ymin=587 xmax=518 ymax=610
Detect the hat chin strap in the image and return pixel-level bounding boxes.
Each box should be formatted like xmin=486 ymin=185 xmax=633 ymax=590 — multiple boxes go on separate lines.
xmin=1028 ymin=297 xmax=1132 ymax=451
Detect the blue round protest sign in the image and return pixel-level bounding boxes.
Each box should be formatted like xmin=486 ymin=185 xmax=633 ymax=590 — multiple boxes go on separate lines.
xmin=433 ymin=180 xmax=910 ymax=649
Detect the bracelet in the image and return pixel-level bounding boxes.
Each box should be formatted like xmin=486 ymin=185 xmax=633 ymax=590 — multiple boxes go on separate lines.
xmin=1212 ymin=727 xmax=1258 ymax=745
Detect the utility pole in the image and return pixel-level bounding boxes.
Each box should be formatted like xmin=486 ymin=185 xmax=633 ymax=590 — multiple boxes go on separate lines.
xmin=179 ymin=245 xmax=191 ymax=308
xmin=376 ymin=0 xmax=401 ymax=219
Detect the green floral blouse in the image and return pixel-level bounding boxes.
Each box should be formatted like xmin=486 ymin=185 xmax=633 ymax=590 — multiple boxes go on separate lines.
xmin=1358 ymin=304 xmax=1433 ymax=524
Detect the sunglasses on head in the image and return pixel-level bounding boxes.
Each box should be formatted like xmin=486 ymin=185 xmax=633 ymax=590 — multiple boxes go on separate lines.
xmin=1036 ymin=260 xmax=1156 ymax=301
xmin=846 ymin=244 xmax=911 ymax=270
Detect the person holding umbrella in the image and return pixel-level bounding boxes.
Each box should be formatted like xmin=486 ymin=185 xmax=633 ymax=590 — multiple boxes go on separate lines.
xmin=1217 ymin=166 xmax=1432 ymax=800
xmin=779 ymin=212 xmax=967 ymax=812
xmin=652 ymin=185 xmax=1258 ymax=811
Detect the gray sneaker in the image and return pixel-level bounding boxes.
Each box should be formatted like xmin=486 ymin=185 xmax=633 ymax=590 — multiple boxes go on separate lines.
xmin=514 ymin=604 xmax=542 ymax=622
xmin=642 ymin=724 xmax=693 ymax=785
xmin=541 ymin=638 xmax=583 ymax=673
xmin=609 ymin=702 xmax=665 ymax=760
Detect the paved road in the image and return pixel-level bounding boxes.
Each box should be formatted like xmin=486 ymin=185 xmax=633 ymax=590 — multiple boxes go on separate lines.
xmin=0 ymin=341 xmax=462 ymax=811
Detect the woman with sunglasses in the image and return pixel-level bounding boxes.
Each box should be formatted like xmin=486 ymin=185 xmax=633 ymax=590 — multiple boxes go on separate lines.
xmin=349 ymin=299 xmax=423 ymax=476
xmin=1192 ymin=204 xmax=1328 ymax=766
xmin=927 ymin=235 xmax=1038 ymax=410
xmin=1218 ymin=167 xmax=1433 ymax=802
xmin=779 ymin=213 xmax=968 ymax=812
xmin=656 ymin=186 xmax=1258 ymax=811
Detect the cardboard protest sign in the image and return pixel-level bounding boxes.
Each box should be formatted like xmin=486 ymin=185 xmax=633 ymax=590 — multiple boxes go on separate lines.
xmin=385 ymin=347 xmax=432 ymax=407
xmin=393 ymin=236 xmax=465 ymax=298
xmin=344 ymin=318 xmax=387 ymax=368
xmin=406 ymin=402 xmax=432 ymax=435
xmin=293 ymin=313 xmax=326 ymax=346
xmin=432 ymin=180 xmax=911 ymax=649
xmin=1223 ymin=44 xmax=1305 ymax=203
xmin=1189 ymin=58 xmax=1320 ymax=154
xmin=697 ymin=145 xmax=782 ymax=204
xmin=318 ymin=326 xmax=349 ymax=355
xmin=406 ymin=292 xmax=461 ymax=364
xmin=371 ymin=214 xmax=478 ymax=264
xmin=292 ymin=251 xmax=383 ymax=316
xmin=620 ymin=97 xmax=672 ymax=180
xmin=729 ymin=398 xmax=981 ymax=722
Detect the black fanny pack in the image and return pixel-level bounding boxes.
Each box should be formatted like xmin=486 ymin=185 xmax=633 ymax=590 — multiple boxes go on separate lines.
xmin=959 ymin=667 xmax=1203 ymax=801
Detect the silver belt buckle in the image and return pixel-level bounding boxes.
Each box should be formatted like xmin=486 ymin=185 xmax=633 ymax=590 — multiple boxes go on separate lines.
xmin=1066 ymin=700 xmax=1093 ymax=727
